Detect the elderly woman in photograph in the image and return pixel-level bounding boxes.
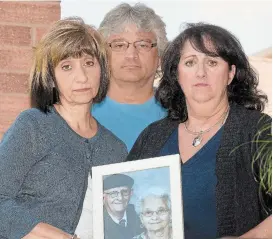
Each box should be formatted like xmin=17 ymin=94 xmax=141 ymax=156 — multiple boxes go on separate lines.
xmin=0 ymin=18 xmax=127 ymax=239
xmin=128 ymin=23 xmax=271 ymax=238
xmin=133 ymin=188 xmax=172 ymax=239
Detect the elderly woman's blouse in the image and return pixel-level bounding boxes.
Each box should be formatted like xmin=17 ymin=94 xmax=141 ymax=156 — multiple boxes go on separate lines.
xmin=159 ymin=127 xmax=224 ymax=239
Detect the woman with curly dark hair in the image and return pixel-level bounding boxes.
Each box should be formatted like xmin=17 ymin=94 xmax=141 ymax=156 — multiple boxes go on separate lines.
xmin=127 ymin=23 xmax=271 ymax=239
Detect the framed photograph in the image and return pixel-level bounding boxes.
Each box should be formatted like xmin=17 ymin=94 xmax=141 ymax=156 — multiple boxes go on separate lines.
xmin=92 ymin=154 xmax=183 ymax=239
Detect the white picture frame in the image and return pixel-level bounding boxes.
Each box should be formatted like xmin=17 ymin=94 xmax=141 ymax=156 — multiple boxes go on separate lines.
xmin=92 ymin=154 xmax=183 ymax=239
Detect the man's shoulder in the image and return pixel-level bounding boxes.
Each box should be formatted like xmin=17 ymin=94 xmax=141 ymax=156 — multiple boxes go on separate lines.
xmin=126 ymin=204 xmax=141 ymax=223
xmin=126 ymin=204 xmax=137 ymax=214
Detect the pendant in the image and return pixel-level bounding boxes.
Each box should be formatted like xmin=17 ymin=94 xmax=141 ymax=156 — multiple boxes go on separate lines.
xmin=192 ymin=134 xmax=202 ymax=147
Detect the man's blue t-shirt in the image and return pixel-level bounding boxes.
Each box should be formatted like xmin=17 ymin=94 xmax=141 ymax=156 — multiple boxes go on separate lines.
xmin=92 ymin=96 xmax=167 ymax=151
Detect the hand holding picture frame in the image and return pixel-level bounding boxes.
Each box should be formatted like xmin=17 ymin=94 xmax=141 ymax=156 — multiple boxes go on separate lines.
xmin=92 ymin=154 xmax=184 ymax=239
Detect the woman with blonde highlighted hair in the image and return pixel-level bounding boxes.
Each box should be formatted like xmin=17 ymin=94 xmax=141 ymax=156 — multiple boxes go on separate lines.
xmin=0 ymin=17 xmax=127 ymax=239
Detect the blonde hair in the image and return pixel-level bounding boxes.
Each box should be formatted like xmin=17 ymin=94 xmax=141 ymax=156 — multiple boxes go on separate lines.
xmin=30 ymin=17 xmax=109 ymax=112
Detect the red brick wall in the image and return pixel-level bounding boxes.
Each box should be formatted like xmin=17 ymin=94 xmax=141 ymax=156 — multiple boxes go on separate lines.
xmin=0 ymin=1 xmax=60 ymax=139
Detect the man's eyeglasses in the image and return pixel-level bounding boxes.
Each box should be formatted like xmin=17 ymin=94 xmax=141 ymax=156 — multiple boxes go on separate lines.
xmin=104 ymin=189 xmax=131 ymax=198
xmin=108 ymin=40 xmax=157 ymax=53
xmin=141 ymin=208 xmax=169 ymax=217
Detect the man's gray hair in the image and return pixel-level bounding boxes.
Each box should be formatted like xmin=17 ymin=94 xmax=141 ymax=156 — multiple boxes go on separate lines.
xmin=99 ymin=3 xmax=168 ymax=56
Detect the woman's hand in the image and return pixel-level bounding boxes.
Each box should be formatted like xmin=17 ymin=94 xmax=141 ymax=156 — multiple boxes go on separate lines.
xmin=240 ymin=215 xmax=272 ymax=238
xmin=22 ymin=222 xmax=77 ymax=239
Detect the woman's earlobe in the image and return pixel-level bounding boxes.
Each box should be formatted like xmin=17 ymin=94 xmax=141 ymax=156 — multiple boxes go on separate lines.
xmin=228 ymin=77 xmax=233 ymax=85
xmin=228 ymin=65 xmax=236 ymax=85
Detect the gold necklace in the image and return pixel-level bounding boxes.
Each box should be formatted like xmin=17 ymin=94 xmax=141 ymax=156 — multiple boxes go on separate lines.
xmin=184 ymin=106 xmax=230 ymax=147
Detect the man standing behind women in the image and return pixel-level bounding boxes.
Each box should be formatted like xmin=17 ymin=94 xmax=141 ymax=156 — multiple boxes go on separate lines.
xmin=92 ymin=3 xmax=168 ymax=151
xmin=0 ymin=17 xmax=127 ymax=239
xmin=128 ymin=23 xmax=271 ymax=238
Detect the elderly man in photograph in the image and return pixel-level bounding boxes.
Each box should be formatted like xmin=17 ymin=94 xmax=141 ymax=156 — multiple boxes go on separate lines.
xmin=103 ymin=174 xmax=143 ymax=239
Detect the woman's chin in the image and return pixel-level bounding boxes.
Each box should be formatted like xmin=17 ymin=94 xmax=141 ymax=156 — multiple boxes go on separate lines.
xmin=147 ymin=224 xmax=164 ymax=232
xmin=192 ymin=96 xmax=213 ymax=104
